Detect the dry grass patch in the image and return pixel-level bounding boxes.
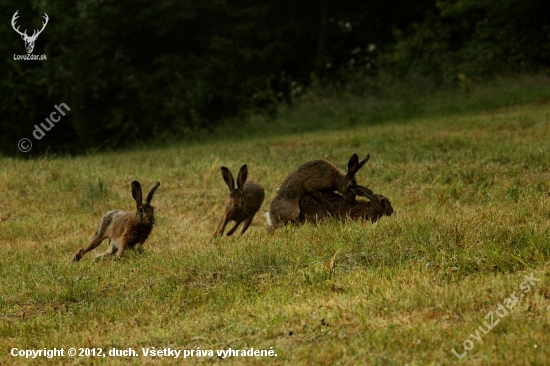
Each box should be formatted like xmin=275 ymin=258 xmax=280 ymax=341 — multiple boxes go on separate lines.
xmin=1 ymin=100 xmax=550 ymax=364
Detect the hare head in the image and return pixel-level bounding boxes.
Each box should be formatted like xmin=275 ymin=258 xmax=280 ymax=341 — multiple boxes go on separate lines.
xmin=339 ymin=153 xmax=371 ymax=201
xmin=221 ymin=164 xmax=248 ymax=209
xmin=350 ymin=184 xmax=394 ymax=216
xmin=371 ymin=195 xmax=393 ymax=216
xmin=132 ymin=181 xmax=160 ymax=225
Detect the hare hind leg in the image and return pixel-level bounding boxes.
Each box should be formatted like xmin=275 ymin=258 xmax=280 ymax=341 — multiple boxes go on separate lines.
xmin=268 ymin=198 xmax=300 ymax=227
xmin=269 ymin=197 xmax=300 ymax=226
xmin=72 ymin=215 xmax=112 ymax=262
xmin=72 ymin=234 xmax=106 ymax=262
xmin=94 ymin=239 xmax=118 ymax=261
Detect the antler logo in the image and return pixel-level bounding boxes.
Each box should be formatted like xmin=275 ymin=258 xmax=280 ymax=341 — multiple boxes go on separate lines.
xmin=11 ymin=10 xmax=49 ymax=54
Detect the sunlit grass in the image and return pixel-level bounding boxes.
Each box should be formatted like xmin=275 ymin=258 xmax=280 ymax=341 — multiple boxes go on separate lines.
xmin=1 ymin=95 xmax=550 ymax=364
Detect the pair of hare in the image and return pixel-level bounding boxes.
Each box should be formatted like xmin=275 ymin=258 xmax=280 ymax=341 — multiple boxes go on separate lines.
xmin=71 ymin=165 xmax=264 ymax=261
xmin=71 ymin=165 xmax=263 ymax=261
xmin=72 ymin=153 xmax=392 ymax=262
xmin=266 ymin=153 xmax=393 ymax=229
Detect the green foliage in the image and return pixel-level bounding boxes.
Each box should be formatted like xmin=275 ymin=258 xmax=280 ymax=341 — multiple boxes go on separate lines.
xmin=1 ymin=0 xmax=549 ymax=156
xmin=384 ymin=0 xmax=550 ymax=83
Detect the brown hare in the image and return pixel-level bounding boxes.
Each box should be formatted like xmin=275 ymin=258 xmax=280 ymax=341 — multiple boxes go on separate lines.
xmin=72 ymin=181 xmax=160 ymax=262
xmin=212 ymin=164 xmax=265 ymax=240
xmin=298 ymin=184 xmax=393 ymax=224
xmin=266 ymin=153 xmax=371 ymax=231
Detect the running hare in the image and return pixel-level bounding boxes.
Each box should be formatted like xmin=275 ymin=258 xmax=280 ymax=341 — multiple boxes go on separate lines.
xmin=298 ymin=185 xmax=393 ymax=223
xmin=72 ymin=181 xmax=160 ymax=262
xmin=266 ymin=153 xmax=371 ymax=231
xmin=212 ymin=164 xmax=265 ymax=239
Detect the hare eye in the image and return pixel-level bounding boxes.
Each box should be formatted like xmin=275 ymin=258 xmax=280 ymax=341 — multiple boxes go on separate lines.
xmin=139 ymin=208 xmax=144 ymax=213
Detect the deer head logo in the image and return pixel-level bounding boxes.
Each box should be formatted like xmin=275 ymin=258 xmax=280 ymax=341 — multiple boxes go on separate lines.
xmin=11 ymin=11 xmax=49 ymax=54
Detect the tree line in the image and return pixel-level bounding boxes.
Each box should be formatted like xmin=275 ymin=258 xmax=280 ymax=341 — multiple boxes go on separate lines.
xmin=1 ymin=0 xmax=548 ymax=155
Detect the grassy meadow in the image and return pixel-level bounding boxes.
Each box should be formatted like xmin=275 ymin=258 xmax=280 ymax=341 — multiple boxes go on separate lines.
xmin=2 ymin=79 xmax=550 ymax=364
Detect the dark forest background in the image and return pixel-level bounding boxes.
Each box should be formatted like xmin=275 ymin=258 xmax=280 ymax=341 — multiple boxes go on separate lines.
xmin=1 ymin=0 xmax=549 ymax=155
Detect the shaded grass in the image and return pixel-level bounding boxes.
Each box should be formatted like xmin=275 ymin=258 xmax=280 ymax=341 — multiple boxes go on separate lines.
xmin=1 ymin=89 xmax=550 ymax=364
xmin=200 ymin=74 xmax=550 ymax=144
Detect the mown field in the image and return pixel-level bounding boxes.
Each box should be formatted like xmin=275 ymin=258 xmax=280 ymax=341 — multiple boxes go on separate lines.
xmin=2 ymin=85 xmax=550 ymax=364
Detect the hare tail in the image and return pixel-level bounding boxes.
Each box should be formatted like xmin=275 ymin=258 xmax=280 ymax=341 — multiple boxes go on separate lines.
xmin=265 ymin=212 xmax=273 ymax=226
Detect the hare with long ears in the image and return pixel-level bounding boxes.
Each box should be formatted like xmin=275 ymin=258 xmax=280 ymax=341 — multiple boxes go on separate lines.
xmin=298 ymin=184 xmax=393 ymax=224
xmin=72 ymin=181 xmax=160 ymax=262
xmin=266 ymin=153 xmax=371 ymax=231
xmin=212 ymin=164 xmax=265 ymax=240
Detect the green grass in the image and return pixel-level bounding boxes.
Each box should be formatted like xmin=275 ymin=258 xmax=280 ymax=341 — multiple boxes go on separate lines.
xmin=2 ymin=80 xmax=550 ymax=364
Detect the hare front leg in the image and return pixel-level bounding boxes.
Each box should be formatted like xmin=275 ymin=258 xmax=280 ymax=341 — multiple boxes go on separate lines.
xmin=109 ymin=233 xmax=130 ymax=259
xmin=226 ymin=220 xmax=241 ymax=236
xmin=115 ymin=243 xmax=128 ymax=258
xmin=213 ymin=212 xmax=230 ymax=238
xmin=239 ymin=215 xmax=255 ymax=235
xmin=115 ymin=239 xmax=144 ymax=259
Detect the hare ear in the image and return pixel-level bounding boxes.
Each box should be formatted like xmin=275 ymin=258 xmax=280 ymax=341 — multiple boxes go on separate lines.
xmin=346 ymin=154 xmax=359 ymax=177
xmin=221 ymin=167 xmax=235 ymax=191
xmin=146 ymin=182 xmax=160 ymax=204
xmin=356 ymin=153 xmax=371 ymax=171
xmin=131 ymin=181 xmax=143 ymax=208
xmin=237 ymin=164 xmax=248 ymax=191
xmin=347 ymin=153 xmax=370 ymax=176
xmin=349 ymin=184 xmax=374 ymax=198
